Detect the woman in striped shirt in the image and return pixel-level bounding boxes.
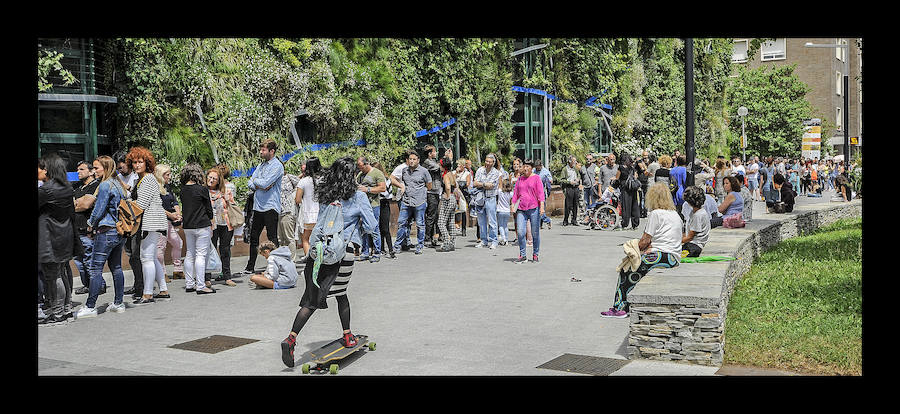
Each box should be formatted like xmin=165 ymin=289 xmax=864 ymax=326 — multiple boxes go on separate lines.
xmin=126 ymin=147 xmax=170 ymax=305
xmin=280 ymin=157 xmax=377 ymax=368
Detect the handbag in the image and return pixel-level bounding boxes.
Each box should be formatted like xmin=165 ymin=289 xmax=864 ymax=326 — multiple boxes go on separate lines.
xmin=227 ymin=202 xmax=245 ymax=228
xmin=206 ymin=239 xmax=222 ymax=272
xmin=454 ymin=187 xmax=467 ymax=213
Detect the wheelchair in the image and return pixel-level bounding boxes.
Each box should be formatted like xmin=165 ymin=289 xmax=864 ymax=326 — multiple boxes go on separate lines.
xmin=582 ymin=192 xmax=621 ymax=231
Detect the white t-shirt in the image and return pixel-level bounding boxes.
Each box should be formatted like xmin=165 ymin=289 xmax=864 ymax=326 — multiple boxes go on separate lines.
xmin=643 ymin=209 xmax=684 ymax=256
xmin=391 ymin=163 xmax=408 ymax=180
xmin=297 ymin=176 xmax=319 ymax=225
xmin=118 ymin=171 xmax=138 ymax=198
xmin=685 ymin=208 xmax=711 ymax=249
xmin=498 ymin=190 xmax=512 ymax=213
xmin=732 ymin=165 xmax=746 ymax=177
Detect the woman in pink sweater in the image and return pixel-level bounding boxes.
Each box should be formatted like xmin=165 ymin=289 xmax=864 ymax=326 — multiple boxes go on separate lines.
xmin=511 ymin=159 xmax=546 ymax=263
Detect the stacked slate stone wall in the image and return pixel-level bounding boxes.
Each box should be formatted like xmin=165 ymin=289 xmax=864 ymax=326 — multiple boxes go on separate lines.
xmin=626 ymin=201 xmax=862 ymax=366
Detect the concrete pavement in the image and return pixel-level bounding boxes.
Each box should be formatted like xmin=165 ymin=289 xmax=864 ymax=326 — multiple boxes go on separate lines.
xmin=38 ymin=190 xmax=848 ymax=376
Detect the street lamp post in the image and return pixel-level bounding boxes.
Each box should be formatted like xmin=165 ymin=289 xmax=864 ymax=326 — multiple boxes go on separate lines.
xmin=738 ymin=106 xmax=748 ymax=162
xmin=685 ymin=38 xmax=695 ymax=186
xmin=805 ymin=41 xmax=850 ymax=166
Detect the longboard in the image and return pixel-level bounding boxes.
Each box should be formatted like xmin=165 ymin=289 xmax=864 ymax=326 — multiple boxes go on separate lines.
xmin=302 ymin=335 xmax=375 ymax=374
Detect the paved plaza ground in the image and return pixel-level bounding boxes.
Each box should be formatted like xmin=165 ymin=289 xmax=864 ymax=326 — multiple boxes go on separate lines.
xmin=37 ymin=191 xmax=845 ymax=376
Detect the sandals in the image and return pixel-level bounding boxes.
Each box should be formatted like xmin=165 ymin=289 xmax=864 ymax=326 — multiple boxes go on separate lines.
xmin=196 ymin=288 xmax=217 ymax=295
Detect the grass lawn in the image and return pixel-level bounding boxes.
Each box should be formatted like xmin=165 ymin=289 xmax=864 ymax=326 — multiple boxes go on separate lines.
xmin=723 ymin=217 xmax=862 ymax=375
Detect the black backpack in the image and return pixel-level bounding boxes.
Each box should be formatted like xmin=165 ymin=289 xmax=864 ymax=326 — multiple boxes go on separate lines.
xmin=667 ymin=174 xmax=678 ymax=195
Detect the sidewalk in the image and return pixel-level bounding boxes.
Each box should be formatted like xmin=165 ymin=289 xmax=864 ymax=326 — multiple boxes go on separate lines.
xmin=38 ymin=189 xmax=852 ymax=376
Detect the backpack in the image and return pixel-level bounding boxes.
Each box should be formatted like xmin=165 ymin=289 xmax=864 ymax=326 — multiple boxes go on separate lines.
xmin=308 ymin=201 xmax=355 ymax=287
xmin=667 ymin=174 xmax=679 ymax=195
xmin=115 ymin=176 xmax=145 ymax=237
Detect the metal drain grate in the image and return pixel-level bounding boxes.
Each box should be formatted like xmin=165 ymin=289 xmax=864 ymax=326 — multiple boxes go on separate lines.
xmin=537 ymin=354 xmax=630 ymax=376
xmin=169 ymin=335 xmax=259 ymax=354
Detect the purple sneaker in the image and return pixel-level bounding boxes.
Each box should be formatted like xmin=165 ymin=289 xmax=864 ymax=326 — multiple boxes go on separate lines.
xmin=601 ymin=308 xmax=628 ymax=318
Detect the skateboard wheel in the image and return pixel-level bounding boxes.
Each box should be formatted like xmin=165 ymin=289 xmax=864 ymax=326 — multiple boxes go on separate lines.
xmin=301 ymin=364 xmax=310 ymax=374
xmin=369 ymin=342 xmax=376 ymax=351
xmin=329 ymin=364 xmax=339 ymax=374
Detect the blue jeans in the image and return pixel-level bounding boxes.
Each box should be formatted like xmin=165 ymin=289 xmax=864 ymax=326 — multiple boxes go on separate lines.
xmin=583 ymin=188 xmax=596 ymax=209
xmin=87 ymin=228 xmax=126 ymax=308
xmin=74 ymin=234 xmax=104 ymax=289
xmin=516 ymin=208 xmax=541 ymax=257
xmin=497 ymin=211 xmax=510 ymax=242
xmin=394 ymin=202 xmax=426 ymax=250
xmin=476 ymin=196 xmax=498 ymax=246
xmin=361 ymin=205 xmax=382 ymax=257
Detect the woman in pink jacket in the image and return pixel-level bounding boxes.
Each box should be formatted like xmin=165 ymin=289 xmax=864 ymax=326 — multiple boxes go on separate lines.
xmin=511 ymin=159 xmax=546 ymax=263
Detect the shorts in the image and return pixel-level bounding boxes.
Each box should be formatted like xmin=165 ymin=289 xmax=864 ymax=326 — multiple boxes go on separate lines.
xmin=747 ymin=177 xmax=758 ymax=192
xmin=298 ymin=244 xmax=355 ymax=309
xmin=302 ymin=222 xmax=316 ymax=231
xmin=273 ymin=281 xmax=294 ymax=290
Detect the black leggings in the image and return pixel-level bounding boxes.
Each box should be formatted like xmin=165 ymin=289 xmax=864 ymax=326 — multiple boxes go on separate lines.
xmin=291 ymin=295 xmax=351 ymax=334
xmin=379 ymin=201 xmax=394 ymax=253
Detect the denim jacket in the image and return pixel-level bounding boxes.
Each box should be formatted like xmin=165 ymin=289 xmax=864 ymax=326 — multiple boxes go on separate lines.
xmin=248 ymin=158 xmax=284 ymax=214
xmin=88 ymin=179 xmax=125 ymax=229
xmin=318 ymin=190 xmax=377 ymax=248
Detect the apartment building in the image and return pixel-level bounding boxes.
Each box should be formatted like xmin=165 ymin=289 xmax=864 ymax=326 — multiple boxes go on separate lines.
xmin=731 ymin=38 xmax=862 ymax=160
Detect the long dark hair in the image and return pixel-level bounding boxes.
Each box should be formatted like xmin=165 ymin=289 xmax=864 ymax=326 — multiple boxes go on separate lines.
xmin=315 ymin=157 xmax=358 ymax=204
xmin=39 ymin=152 xmax=71 ymax=187
xmin=620 ymin=153 xmax=633 ymax=169
xmin=304 ymin=157 xmax=322 ymax=181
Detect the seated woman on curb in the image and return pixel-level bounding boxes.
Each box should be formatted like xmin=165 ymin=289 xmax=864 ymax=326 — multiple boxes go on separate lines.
xmin=601 ymin=182 xmax=682 ymax=319
xmin=715 ymin=176 xmax=745 ymax=228
xmin=681 ymin=186 xmax=711 ymax=258
xmin=249 ymin=241 xmax=298 ymax=290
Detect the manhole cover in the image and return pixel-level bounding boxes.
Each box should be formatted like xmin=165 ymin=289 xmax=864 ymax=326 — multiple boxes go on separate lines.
xmin=537 ymin=354 xmax=630 ymax=376
xmin=169 ymin=335 xmax=259 ymax=354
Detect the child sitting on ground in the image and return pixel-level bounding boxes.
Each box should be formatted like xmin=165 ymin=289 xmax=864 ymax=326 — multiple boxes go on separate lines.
xmin=249 ymin=241 xmax=298 ymax=290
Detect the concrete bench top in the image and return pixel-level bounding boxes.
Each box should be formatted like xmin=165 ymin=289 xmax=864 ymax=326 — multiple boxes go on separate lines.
xmin=628 ymin=196 xmax=861 ymax=308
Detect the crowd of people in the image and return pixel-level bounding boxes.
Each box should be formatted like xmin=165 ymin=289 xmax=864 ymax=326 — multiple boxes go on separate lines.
xmin=38 ymin=139 xmax=859 ymax=363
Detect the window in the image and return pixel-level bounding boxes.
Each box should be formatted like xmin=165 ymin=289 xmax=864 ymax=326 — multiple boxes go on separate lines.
xmin=836 ymin=107 xmax=842 ymax=131
xmin=836 ymin=38 xmax=847 ymax=62
xmin=836 ymin=71 xmax=842 ymax=95
xmin=760 ymin=38 xmax=786 ymax=61
xmin=39 ymin=102 xmax=85 ymax=134
xmin=732 ymin=39 xmax=749 ymax=63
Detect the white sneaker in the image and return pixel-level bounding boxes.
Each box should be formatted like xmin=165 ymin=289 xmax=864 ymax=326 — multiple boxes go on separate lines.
xmin=76 ymin=306 xmax=97 ymax=319
xmin=489 ymin=244 xmax=497 ymax=250
xmin=38 ymin=306 xmax=46 ymax=320
xmin=107 ymin=302 xmax=126 ymax=313
xmin=474 ymin=243 xmax=484 ymax=248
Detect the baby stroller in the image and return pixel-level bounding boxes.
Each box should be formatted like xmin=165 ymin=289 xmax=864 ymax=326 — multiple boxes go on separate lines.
xmin=583 ymin=191 xmax=621 ymax=230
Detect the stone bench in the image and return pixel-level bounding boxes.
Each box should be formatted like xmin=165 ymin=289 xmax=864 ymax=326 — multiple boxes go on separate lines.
xmin=625 ymin=198 xmax=862 ymax=366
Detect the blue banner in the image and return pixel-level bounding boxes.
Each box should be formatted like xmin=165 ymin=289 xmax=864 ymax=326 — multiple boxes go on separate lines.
xmin=230 ymin=138 xmax=367 ymax=178
xmin=415 ymin=118 xmax=456 ymax=138
xmin=513 ymin=86 xmax=612 ymax=110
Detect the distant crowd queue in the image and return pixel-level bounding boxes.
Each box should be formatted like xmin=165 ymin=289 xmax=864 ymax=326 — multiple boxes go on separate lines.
xmin=38 ymin=141 xmax=858 ymax=337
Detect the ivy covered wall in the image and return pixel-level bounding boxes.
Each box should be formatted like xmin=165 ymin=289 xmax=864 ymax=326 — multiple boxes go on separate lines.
xmin=83 ymin=37 xmax=808 ymax=205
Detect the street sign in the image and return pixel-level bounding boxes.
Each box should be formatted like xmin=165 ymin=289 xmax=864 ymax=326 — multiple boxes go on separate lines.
xmin=850 ymin=136 xmax=859 ymax=145
xmin=802 ymin=121 xmax=822 ymax=160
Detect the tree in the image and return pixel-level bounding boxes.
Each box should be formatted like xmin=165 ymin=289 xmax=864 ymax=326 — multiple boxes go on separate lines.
xmin=725 ymin=64 xmax=813 ymax=158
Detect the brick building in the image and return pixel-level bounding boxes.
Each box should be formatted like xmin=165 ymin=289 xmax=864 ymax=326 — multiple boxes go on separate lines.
xmin=731 ymin=38 xmax=862 ymax=160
